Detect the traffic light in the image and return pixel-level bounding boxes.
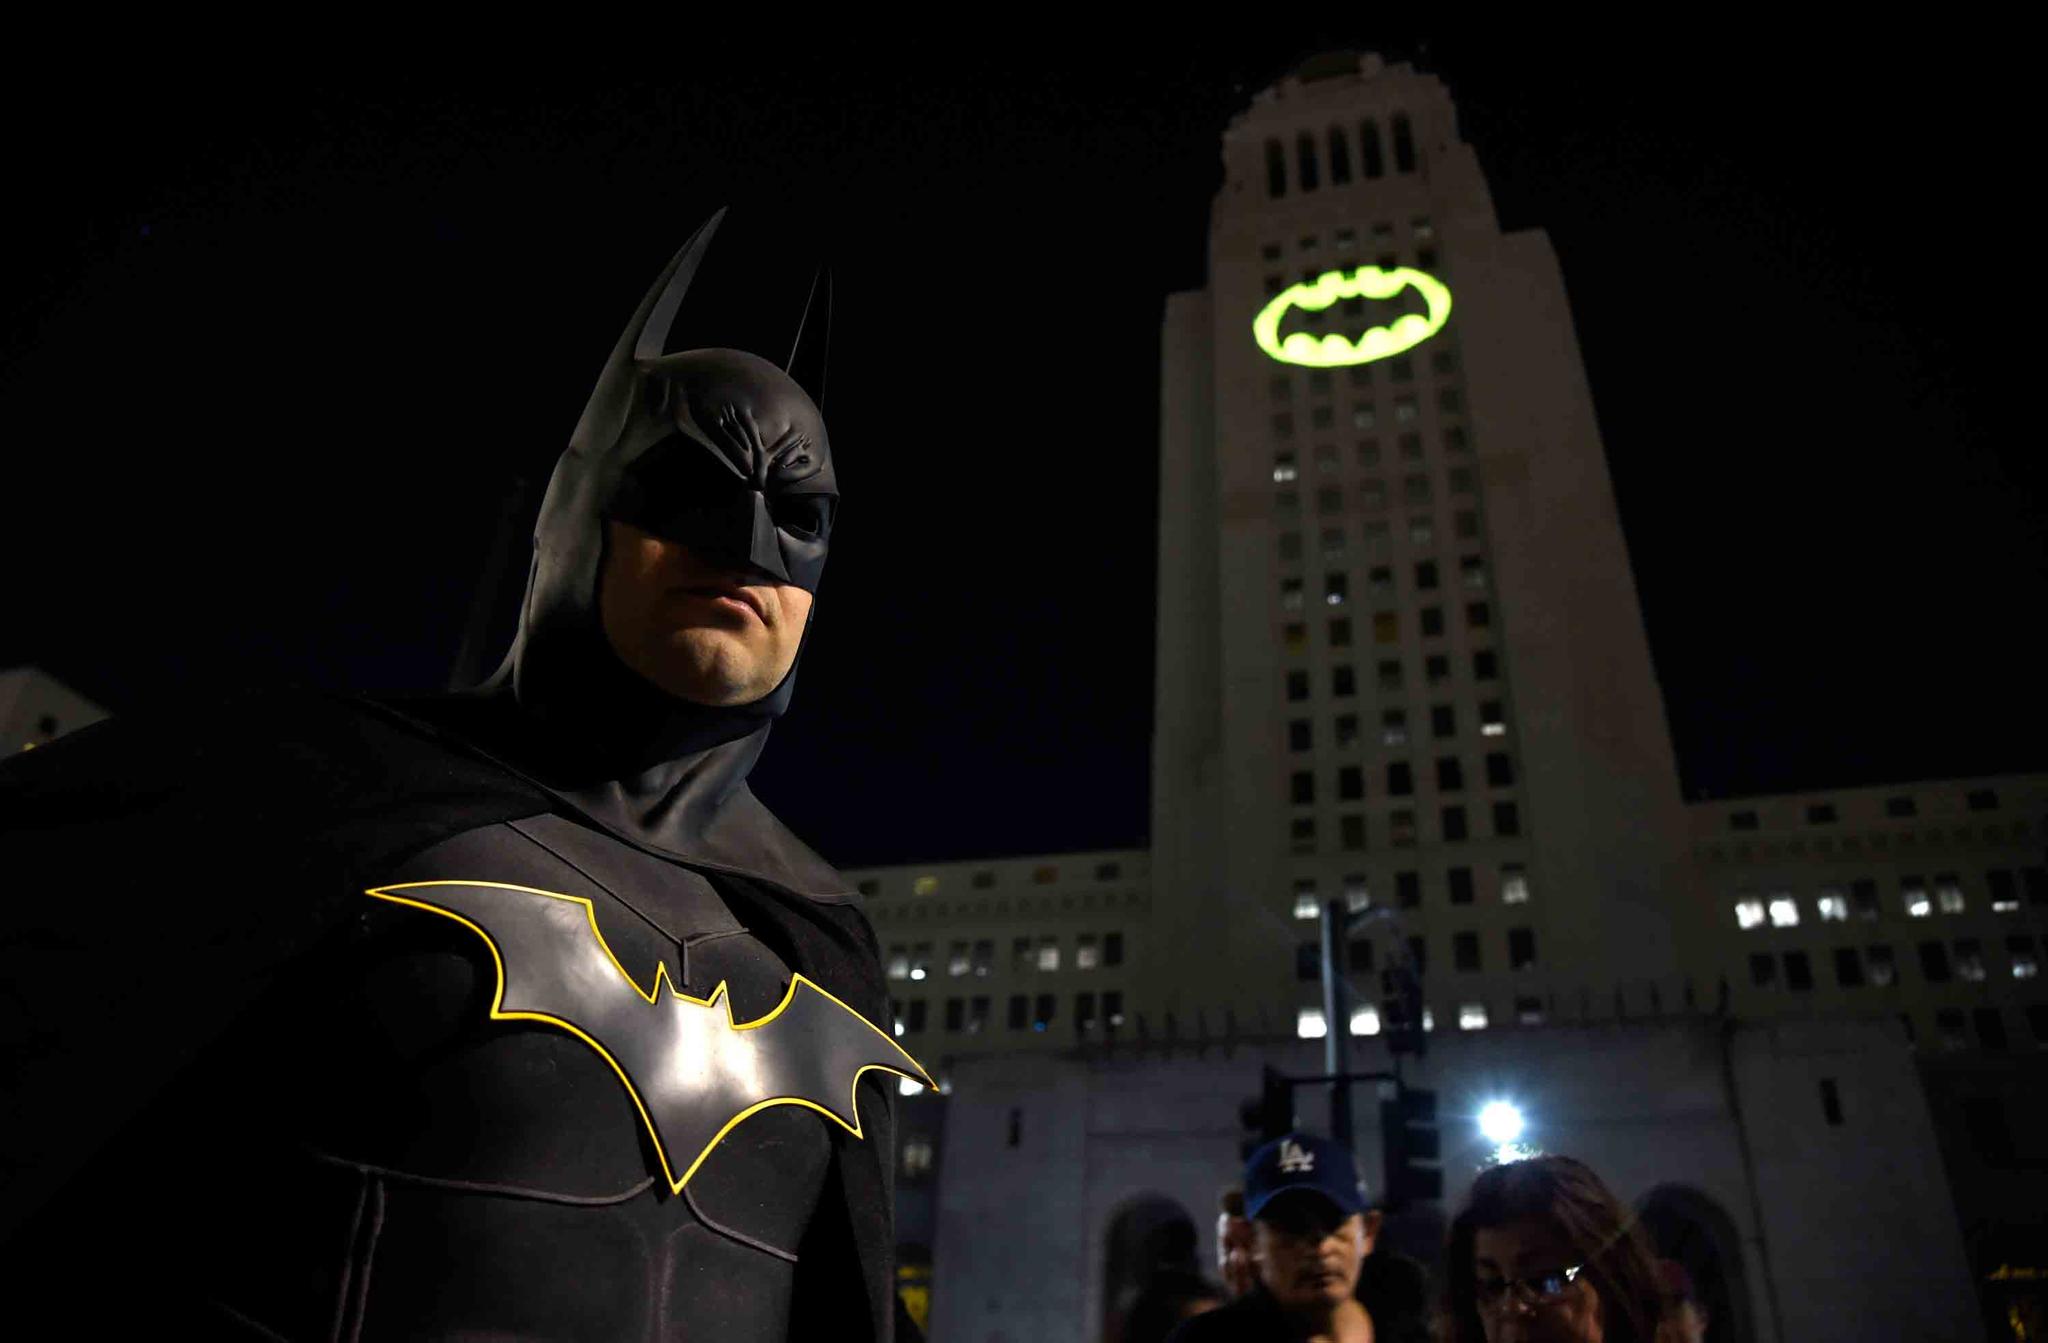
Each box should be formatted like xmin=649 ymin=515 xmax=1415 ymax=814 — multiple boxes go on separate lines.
xmin=1238 ymin=1065 xmax=1294 ymax=1159
xmin=1380 ymin=1085 xmax=1442 ymax=1208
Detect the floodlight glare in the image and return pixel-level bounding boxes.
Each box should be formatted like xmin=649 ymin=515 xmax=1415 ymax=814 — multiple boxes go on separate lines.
xmin=1478 ymin=1100 xmax=1525 ymax=1146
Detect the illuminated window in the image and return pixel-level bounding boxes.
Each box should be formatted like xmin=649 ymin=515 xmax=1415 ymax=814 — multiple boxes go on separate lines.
xmin=2010 ymin=937 xmax=2038 ymax=980
xmin=1273 ymin=452 xmax=1298 ymax=483
xmin=1350 ymin=1005 xmax=1381 ymax=1036
xmin=912 ymin=875 xmax=941 ymax=897
xmin=1422 ymin=1007 xmax=1436 ymax=1032
xmin=1458 ymin=1003 xmax=1489 ymax=1031
xmin=1343 ymin=874 xmax=1371 ymax=911
xmin=910 ymin=943 xmax=932 ymax=981
xmin=1955 ymin=939 xmax=1986 ymax=983
xmin=1289 ymin=719 xmax=1312 ymax=751
xmin=1441 ymin=806 xmax=1467 ymax=842
xmin=1338 ymin=765 xmax=1364 ymax=801
xmin=1767 ymin=894 xmax=1800 ymax=928
xmin=1988 ymin=870 xmax=2019 ymax=912
xmin=1903 ymin=877 xmax=1932 ymax=918
xmin=1374 ymin=612 xmax=1400 ymax=644
xmin=1381 ymin=711 xmax=1407 ymax=747
xmin=1297 ymin=1007 xmax=1329 ymax=1039
xmin=1735 ymin=899 xmax=1766 ymax=930
xmin=1333 ymin=665 xmax=1357 ymax=697
xmin=1104 ymin=991 xmax=1126 ymax=1028
xmin=1817 ymin=890 xmax=1848 ymax=922
xmin=1509 ymin=927 xmax=1536 ymax=971
xmin=1460 ymin=556 xmax=1488 ymax=591
xmin=902 ymin=1137 xmax=934 ymax=1178
xmin=1294 ymin=884 xmax=1320 ymax=920
xmin=1936 ymin=874 xmax=1965 ymax=914
xmin=948 ymin=941 xmax=972 ymax=977
xmin=1410 ymin=516 xmax=1435 ymax=546
xmin=1480 ymin=701 xmax=1506 ymax=737
xmin=1012 ymin=937 xmax=1033 ymax=973
xmin=1335 ymin=714 xmax=1360 ymax=746
xmin=1036 ymin=938 xmax=1060 ymax=972
xmin=887 ymin=946 xmax=910 ymax=980
xmin=1453 ymin=931 xmax=1480 ymax=971
xmin=1075 ymin=934 xmax=1100 ymax=970
xmin=1501 ymin=864 xmax=1530 ymax=905
xmin=1867 ymin=945 xmax=1897 ymax=986
xmin=1324 ymin=573 xmax=1348 ymax=606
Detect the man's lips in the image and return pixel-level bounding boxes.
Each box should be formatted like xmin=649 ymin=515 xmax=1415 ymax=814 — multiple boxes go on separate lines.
xmin=675 ymin=584 xmax=767 ymax=623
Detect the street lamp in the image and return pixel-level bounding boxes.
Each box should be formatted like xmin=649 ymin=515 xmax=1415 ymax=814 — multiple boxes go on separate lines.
xmin=1477 ymin=1099 xmax=1525 ymax=1147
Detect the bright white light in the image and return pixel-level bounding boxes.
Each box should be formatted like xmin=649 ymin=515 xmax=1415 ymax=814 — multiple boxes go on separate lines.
xmin=1294 ymin=894 xmax=1321 ymax=920
xmin=1480 ymin=723 xmax=1506 ymax=737
xmin=909 ymin=968 xmax=926 ymax=981
xmin=1767 ymin=897 xmax=1799 ymax=928
xmin=1458 ymin=1003 xmax=1489 ymax=1031
xmin=1478 ymin=1100 xmax=1525 ymax=1146
xmin=1817 ymin=892 xmax=1848 ymax=922
xmin=1350 ymin=1006 xmax=1382 ymax=1036
xmin=1734 ymin=900 xmax=1765 ymax=930
xmin=1297 ymin=1007 xmax=1328 ymax=1039
xmin=898 ymin=1076 xmax=924 ymax=1096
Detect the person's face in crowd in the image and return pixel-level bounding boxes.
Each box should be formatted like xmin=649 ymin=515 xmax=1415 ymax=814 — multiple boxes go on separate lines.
xmin=1252 ymin=1193 xmax=1373 ymax=1311
xmin=1653 ymin=1299 xmax=1708 ymax=1343
xmin=1218 ymin=1210 xmax=1256 ymax=1297
xmin=600 ymin=521 xmax=813 ymax=705
xmin=1472 ymin=1218 xmax=1604 ymax=1343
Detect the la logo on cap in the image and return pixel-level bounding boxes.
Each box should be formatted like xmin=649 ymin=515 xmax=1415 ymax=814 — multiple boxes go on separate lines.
xmin=1278 ymin=1140 xmax=1315 ymax=1174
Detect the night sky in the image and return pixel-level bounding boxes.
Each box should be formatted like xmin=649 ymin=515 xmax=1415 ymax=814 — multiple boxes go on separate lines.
xmin=3 ymin=37 xmax=2039 ymax=868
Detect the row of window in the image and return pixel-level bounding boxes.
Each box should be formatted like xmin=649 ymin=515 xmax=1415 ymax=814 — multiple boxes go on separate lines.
xmin=1269 ymin=349 xmax=1458 ymax=401
xmin=1281 ymin=558 xmax=1490 ymax=612
xmin=1280 ymin=507 xmax=1483 ymax=561
xmin=1280 ymin=606 xmax=1492 ymax=659
xmin=1291 ymin=864 xmax=1530 ymax=916
xmin=1264 ymin=117 xmax=1419 ymax=198
xmin=1288 ymin=801 xmax=1521 ymax=854
xmin=1296 ymin=996 xmax=1543 ymax=1039
xmin=1726 ymin=788 xmax=2003 ymax=831
xmin=884 ymin=932 xmax=1127 ymax=982
xmin=1912 ymin=1004 xmax=2048 ymax=1052
xmin=1274 ymin=430 xmax=1474 ymax=482
xmin=892 ymin=990 xmax=1129 ymax=1036
xmin=1261 ymin=219 xmax=1432 ymax=262
xmin=1297 ymin=925 xmax=1535 ymax=981
xmin=1276 ymin=467 xmax=1481 ymax=516
xmin=1271 ymin=390 xmax=1464 ymax=439
xmin=1750 ymin=935 xmax=2043 ymax=991
xmin=856 ymin=859 xmax=1127 ymax=899
xmin=1284 ymin=675 xmax=1510 ymax=735
xmin=1289 ymin=753 xmax=1516 ymax=803
xmin=1733 ymin=868 xmax=2048 ymax=929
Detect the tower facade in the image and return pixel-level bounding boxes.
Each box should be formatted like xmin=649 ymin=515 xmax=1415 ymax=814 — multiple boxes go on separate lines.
xmin=1152 ymin=53 xmax=1695 ymax=1038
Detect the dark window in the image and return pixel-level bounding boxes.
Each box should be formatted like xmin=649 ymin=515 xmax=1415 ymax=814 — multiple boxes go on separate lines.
xmin=1508 ymin=927 xmax=1536 ymax=971
xmin=1376 ymin=660 xmax=1402 ymax=692
xmin=1008 ymin=994 xmax=1028 ymax=1030
xmin=1359 ymin=120 xmax=1385 ymax=177
xmin=1420 ymin=607 xmax=1444 ymax=637
xmin=858 ymin=879 xmax=881 ymax=896
xmin=1296 ymin=942 xmax=1321 ymax=981
xmin=1784 ymin=951 xmax=1813 ymax=992
xmin=1076 ymin=992 xmax=1096 ymax=1031
xmin=1730 ymin=810 xmax=1760 ymax=832
xmin=1286 ymin=670 xmax=1309 ymax=702
xmin=1105 ymin=932 xmax=1124 ymax=966
xmin=1424 ymin=654 xmax=1450 ymax=685
xmin=1885 ymin=795 xmax=1917 ymax=818
xmin=1340 ymin=814 xmax=1366 ymax=850
xmin=1337 ymin=765 xmax=1365 ymax=801
xmin=1291 ymin=818 xmax=1315 ymax=852
xmin=1397 ymin=870 xmax=1422 ymax=908
xmin=1967 ymin=788 xmax=2000 ymax=811
xmin=1333 ymin=665 xmax=1357 ymax=697
xmin=1408 ymin=935 xmax=1427 ymax=973
xmin=1335 ymin=714 xmax=1360 ymax=747
xmin=1388 ymin=761 xmax=1414 ymax=795
xmin=1436 ymin=757 xmax=1464 ymax=791
xmin=2027 ymin=868 xmax=2048 ymax=906
xmin=1327 ymin=127 xmax=1352 ymax=183
xmin=1431 ymin=704 xmax=1456 ymax=738
xmin=944 ymin=997 xmax=964 ymax=1033
xmin=1415 ymin=560 xmax=1439 ymax=590
xmin=1964 ymin=1099 xmax=2016 ymax=1165
xmin=1466 ymin=601 xmax=1490 ymax=629
xmin=969 ymin=995 xmax=990 ymax=1032
xmin=1485 ymin=753 xmax=1515 ymax=787
xmin=1032 ymin=994 xmax=1055 ymax=1030
xmin=1492 ymin=801 xmax=1521 ymax=837
xmin=972 ymin=870 xmax=996 ymax=890
xmin=1988 ymin=869 xmax=2018 ymax=908
xmin=1447 ymin=867 xmax=1475 ymax=905
xmin=1975 ymin=1007 xmax=2009 ymax=1051
xmin=1867 ymin=944 xmax=1897 ymax=986
xmin=1348 ymin=939 xmax=1375 ymax=973
xmin=1391 ymin=112 xmax=1417 ymax=172
xmin=2029 ymin=1005 xmax=2048 ymax=1043
xmin=1453 ymin=932 xmax=1480 ymax=972
xmin=1749 ymin=952 xmax=1776 ymax=986
xmin=1265 ymin=139 xmax=1287 ymax=197
xmin=1329 ymin=616 xmax=1352 ymax=647
xmin=1919 ymin=941 xmax=1952 ymax=982
xmin=1473 ymin=651 xmax=1498 ymax=681
xmin=1296 ymin=132 xmax=1320 ymax=191
xmin=1289 ymin=719 xmax=1312 ymax=751
xmin=1819 ymin=1078 xmax=1844 ymax=1126
xmin=1007 ymin=1107 xmax=1023 ymax=1148
xmin=1834 ymin=947 xmax=1865 ymax=988
xmin=1104 ymin=991 xmax=1125 ymax=1028
xmin=1291 ymin=771 xmax=1315 ymax=806
xmin=907 ymin=999 xmax=928 ymax=1032
xmin=1441 ymin=806 xmax=1468 ymax=841
xmin=1807 ymin=803 xmax=1838 ymax=825
xmin=1937 ymin=1009 xmax=1967 ymax=1047
xmin=1851 ymin=879 xmax=1880 ymax=919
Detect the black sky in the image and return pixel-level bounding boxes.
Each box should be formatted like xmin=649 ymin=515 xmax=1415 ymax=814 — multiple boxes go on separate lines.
xmin=2 ymin=36 xmax=2039 ymax=867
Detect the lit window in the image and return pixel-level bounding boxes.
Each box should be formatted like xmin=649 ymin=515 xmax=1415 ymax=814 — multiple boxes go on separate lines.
xmin=887 ymin=947 xmax=910 ymax=980
xmin=910 ymin=943 xmax=932 ymax=981
xmin=1343 ymin=874 xmax=1370 ymax=911
xmin=1381 ymin=710 xmax=1408 ymax=747
xmin=1955 ymin=939 xmax=1986 ymax=983
xmin=1817 ymin=890 xmax=1848 ymax=922
xmin=1458 ymin=1003 xmax=1489 ymax=1031
xmin=1294 ymin=887 xmax=1320 ymax=920
xmin=1280 ymin=578 xmax=1304 ymax=612
xmin=1480 ymin=701 xmax=1506 ymax=737
xmin=1988 ymin=870 xmax=2019 ymax=912
xmin=1735 ymin=899 xmax=1766 ymax=930
xmin=1273 ymin=453 xmax=1298 ymax=483
xmin=948 ymin=941 xmax=972 ymax=977
xmin=1501 ymin=864 xmax=1530 ymax=905
xmin=1075 ymin=935 xmax=1100 ymax=970
xmin=913 ymin=875 xmax=941 ymax=896
xmin=2010 ymin=938 xmax=2039 ymax=980
xmin=1410 ymin=516 xmax=1435 ymax=545
xmin=1394 ymin=397 xmax=1418 ymax=423
xmin=1515 ymin=996 xmax=1545 ymax=1025
xmin=1411 ymin=215 xmax=1435 ymax=240
xmin=1350 ymin=1006 xmax=1381 ymax=1036
xmin=1767 ymin=895 xmax=1800 ymax=928
xmin=1903 ymin=878 xmax=1932 ymax=918
xmin=1297 ymin=1007 xmax=1329 ymax=1039
xmin=1036 ymin=938 xmax=1060 ymax=972
xmin=1353 ymin=405 xmax=1378 ymax=430
xmin=1324 ymin=573 xmax=1348 ymax=606
xmin=1935 ymin=874 xmax=1965 ymax=914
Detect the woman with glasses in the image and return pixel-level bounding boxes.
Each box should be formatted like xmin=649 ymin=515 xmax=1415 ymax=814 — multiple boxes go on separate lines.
xmin=1440 ymin=1155 xmax=1670 ymax=1343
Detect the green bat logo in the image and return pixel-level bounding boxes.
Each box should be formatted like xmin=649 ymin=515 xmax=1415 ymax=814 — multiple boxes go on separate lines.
xmin=1252 ymin=266 xmax=1453 ymax=368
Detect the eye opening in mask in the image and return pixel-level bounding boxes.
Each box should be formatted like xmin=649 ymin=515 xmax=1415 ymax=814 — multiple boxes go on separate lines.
xmin=772 ymin=493 xmax=835 ymax=542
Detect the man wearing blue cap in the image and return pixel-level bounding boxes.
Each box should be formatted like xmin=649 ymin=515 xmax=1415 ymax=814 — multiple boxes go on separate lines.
xmin=1168 ymin=1131 xmax=1395 ymax=1342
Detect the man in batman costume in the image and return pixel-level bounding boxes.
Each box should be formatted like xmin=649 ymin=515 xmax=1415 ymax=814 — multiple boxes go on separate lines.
xmin=0 ymin=210 xmax=930 ymax=1340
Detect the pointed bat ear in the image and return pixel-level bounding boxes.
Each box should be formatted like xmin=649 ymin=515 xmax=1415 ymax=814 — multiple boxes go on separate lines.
xmin=633 ymin=207 xmax=729 ymax=365
xmin=786 ymin=266 xmax=831 ymax=412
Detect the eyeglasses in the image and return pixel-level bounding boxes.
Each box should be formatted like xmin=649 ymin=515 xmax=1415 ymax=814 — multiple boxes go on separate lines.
xmin=1473 ymin=1265 xmax=1584 ymax=1313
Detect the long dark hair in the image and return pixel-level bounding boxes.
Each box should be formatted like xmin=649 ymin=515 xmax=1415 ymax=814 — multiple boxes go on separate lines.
xmin=1439 ymin=1156 xmax=1667 ymax=1343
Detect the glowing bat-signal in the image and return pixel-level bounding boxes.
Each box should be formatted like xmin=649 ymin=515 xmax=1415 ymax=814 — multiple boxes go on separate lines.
xmin=1252 ymin=266 xmax=1453 ymax=368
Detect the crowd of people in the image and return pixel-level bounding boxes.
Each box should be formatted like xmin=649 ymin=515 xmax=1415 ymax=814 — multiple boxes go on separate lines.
xmin=1116 ymin=1133 xmax=1711 ymax=1343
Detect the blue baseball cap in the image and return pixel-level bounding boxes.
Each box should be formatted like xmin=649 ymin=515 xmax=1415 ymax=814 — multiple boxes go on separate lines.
xmin=1243 ymin=1131 xmax=1371 ymax=1220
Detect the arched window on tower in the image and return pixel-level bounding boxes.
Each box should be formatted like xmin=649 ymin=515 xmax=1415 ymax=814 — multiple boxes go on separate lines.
xmin=1359 ymin=119 xmax=1385 ymax=178
xmin=1296 ymin=132 xmax=1320 ymax=191
xmin=1266 ymin=138 xmax=1287 ymax=198
xmin=1392 ymin=113 xmax=1417 ymax=173
xmin=1328 ymin=127 xmax=1352 ymax=184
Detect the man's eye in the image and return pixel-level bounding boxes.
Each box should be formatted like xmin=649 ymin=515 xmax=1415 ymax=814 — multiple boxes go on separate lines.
xmin=776 ymin=498 xmax=831 ymax=540
xmin=1532 ymin=1272 xmax=1570 ymax=1297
